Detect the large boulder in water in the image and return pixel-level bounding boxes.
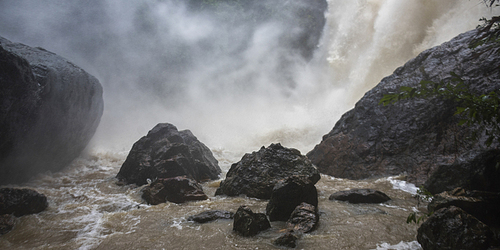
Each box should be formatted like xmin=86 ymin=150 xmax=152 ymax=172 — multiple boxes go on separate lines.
xmin=116 ymin=123 xmax=221 ymax=186
xmin=307 ymin=29 xmax=500 ymax=185
xmin=0 ymin=188 xmax=48 ymax=217
xmin=0 ymin=37 xmax=103 ymax=185
xmin=141 ymin=176 xmax=208 ymax=205
xmin=329 ymin=189 xmax=391 ymax=204
xmin=215 ymin=143 xmax=320 ymax=199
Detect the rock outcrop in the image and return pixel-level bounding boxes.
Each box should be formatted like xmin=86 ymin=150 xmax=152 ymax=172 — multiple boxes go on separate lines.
xmin=141 ymin=176 xmax=208 ymax=205
xmin=116 ymin=123 xmax=221 ymax=186
xmin=0 ymin=37 xmax=103 ymax=184
xmin=417 ymin=206 xmax=494 ymax=250
xmin=215 ymin=143 xmax=320 ymax=199
xmin=233 ymin=206 xmax=271 ymax=237
xmin=266 ymin=175 xmax=318 ymax=222
xmin=187 ymin=210 xmax=234 ymax=224
xmin=307 ymin=29 xmax=500 ymax=185
xmin=329 ymin=189 xmax=391 ymax=204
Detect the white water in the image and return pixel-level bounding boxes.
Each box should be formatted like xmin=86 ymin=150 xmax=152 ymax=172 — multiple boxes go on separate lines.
xmin=0 ymin=0 xmax=499 ymax=249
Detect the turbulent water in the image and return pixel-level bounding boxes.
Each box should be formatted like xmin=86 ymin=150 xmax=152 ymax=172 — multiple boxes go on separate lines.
xmin=1 ymin=0 xmax=499 ymax=249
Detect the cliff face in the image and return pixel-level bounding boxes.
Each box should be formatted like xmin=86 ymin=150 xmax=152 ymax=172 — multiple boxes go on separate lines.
xmin=307 ymin=29 xmax=500 ymax=185
xmin=0 ymin=37 xmax=103 ymax=184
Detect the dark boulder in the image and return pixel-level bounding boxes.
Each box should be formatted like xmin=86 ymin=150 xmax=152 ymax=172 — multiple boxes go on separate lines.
xmin=0 ymin=214 xmax=15 ymax=235
xmin=187 ymin=210 xmax=234 ymax=223
xmin=266 ymin=176 xmax=318 ymax=222
xmin=307 ymin=29 xmax=500 ymax=185
xmin=117 ymin=123 xmax=221 ymax=186
xmin=428 ymin=188 xmax=500 ymax=227
xmin=0 ymin=188 xmax=48 ymax=216
xmin=417 ymin=206 xmax=494 ymax=250
xmin=329 ymin=189 xmax=391 ymax=204
xmin=424 ymin=149 xmax=500 ymax=195
xmin=274 ymin=231 xmax=299 ymax=248
xmin=0 ymin=37 xmax=103 ymax=185
xmin=233 ymin=206 xmax=270 ymax=237
xmin=286 ymin=202 xmax=319 ymax=234
xmin=141 ymin=176 xmax=208 ymax=205
xmin=216 ymin=143 xmax=320 ymax=199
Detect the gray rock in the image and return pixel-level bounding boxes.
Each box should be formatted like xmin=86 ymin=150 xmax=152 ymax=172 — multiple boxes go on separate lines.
xmin=307 ymin=29 xmax=500 ymax=185
xmin=216 ymin=143 xmax=320 ymax=199
xmin=187 ymin=210 xmax=234 ymax=223
xmin=116 ymin=123 xmax=221 ymax=186
xmin=0 ymin=37 xmax=103 ymax=184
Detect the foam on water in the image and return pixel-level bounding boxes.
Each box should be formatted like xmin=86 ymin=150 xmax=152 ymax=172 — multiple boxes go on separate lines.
xmin=374 ymin=240 xmax=422 ymax=250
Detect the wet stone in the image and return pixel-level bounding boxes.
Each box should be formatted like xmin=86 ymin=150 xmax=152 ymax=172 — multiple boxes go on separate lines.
xmin=187 ymin=210 xmax=234 ymax=223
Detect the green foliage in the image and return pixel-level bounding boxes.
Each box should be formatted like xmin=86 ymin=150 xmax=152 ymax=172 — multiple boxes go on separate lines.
xmin=379 ymin=73 xmax=500 ymax=147
xmin=407 ymin=187 xmax=434 ymax=224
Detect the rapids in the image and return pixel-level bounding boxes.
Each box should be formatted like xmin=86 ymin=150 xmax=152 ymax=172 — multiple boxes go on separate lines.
xmin=0 ymin=0 xmax=499 ymax=249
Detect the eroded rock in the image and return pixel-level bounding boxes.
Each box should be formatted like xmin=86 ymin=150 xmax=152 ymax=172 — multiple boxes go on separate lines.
xmin=216 ymin=143 xmax=320 ymax=199
xmin=141 ymin=176 xmax=208 ymax=205
xmin=117 ymin=123 xmax=221 ymax=186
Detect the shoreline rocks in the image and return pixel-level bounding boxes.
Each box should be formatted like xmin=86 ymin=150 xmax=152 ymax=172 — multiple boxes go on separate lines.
xmin=216 ymin=143 xmax=320 ymax=199
xmin=0 ymin=37 xmax=103 ymax=185
xmin=116 ymin=123 xmax=221 ymax=186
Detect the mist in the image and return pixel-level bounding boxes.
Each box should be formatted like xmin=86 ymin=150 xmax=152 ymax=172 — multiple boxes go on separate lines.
xmin=0 ymin=0 xmax=498 ymax=157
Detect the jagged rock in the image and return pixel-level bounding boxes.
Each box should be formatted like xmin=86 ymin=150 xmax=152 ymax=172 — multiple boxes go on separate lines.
xmin=0 ymin=37 xmax=103 ymax=185
xmin=424 ymin=149 xmax=500 ymax=195
xmin=307 ymin=29 xmax=500 ymax=185
xmin=417 ymin=206 xmax=493 ymax=250
xmin=141 ymin=176 xmax=208 ymax=205
xmin=329 ymin=189 xmax=391 ymax=204
xmin=233 ymin=206 xmax=270 ymax=237
xmin=266 ymin=176 xmax=318 ymax=222
xmin=216 ymin=143 xmax=320 ymax=199
xmin=274 ymin=231 xmax=299 ymax=248
xmin=116 ymin=123 xmax=221 ymax=186
xmin=286 ymin=202 xmax=319 ymax=234
xmin=0 ymin=214 xmax=15 ymax=235
xmin=0 ymin=188 xmax=48 ymax=216
xmin=187 ymin=210 xmax=234 ymax=223
xmin=428 ymin=188 xmax=500 ymax=227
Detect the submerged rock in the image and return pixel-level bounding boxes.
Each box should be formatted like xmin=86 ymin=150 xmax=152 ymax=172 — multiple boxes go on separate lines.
xmin=274 ymin=231 xmax=299 ymax=248
xmin=417 ymin=206 xmax=493 ymax=250
xmin=141 ymin=176 xmax=208 ymax=205
xmin=233 ymin=206 xmax=270 ymax=237
xmin=329 ymin=189 xmax=391 ymax=204
xmin=116 ymin=123 xmax=221 ymax=186
xmin=266 ymin=176 xmax=318 ymax=222
xmin=187 ymin=210 xmax=234 ymax=223
xmin=216 ymin=143 xmax=320 ymax=199
xmin=0 ymin=188 xmax=48 ymax=217
xmin=307 ymin=29 xmax=500 ymax=185
xmin=0 ymin=214 xmax=15 ymax=235
xmin=0 ymin=37 xmax=103 ymax=185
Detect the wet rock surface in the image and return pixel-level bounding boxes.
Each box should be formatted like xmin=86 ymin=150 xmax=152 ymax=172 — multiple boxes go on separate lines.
xmin=0 ymin=188 xmax=48 ymax=216
xmin=417 ymin=206 xmax=494 ymax=250
xmin=117 ymin=123 xmax=221 ymax=186
xmin=329 ymin=189 xmax=391 ymax=204
xmin=286 ymin=202 xmax=319 ymax=234
xmin=187 ymin=210 xmax=234 ymax=224
xmin=141 ymin=176 xmax=208 ymax=205
xmin=307 ymin=29 xmax=500 ymax=185
xmin=0 ymin=37 xmax=103 ymax=185
xmin=274 ymin=231 xmax=299 ymax=248
xmin=266 ymin=176 xmax=318 ymax=222
xmin=216 ymin=143 xmax=320 ymax=199
xmin=233 ymin=206 xmax=270 ymax=237
xmin=0 ymin=214 xmax=14 ymax=235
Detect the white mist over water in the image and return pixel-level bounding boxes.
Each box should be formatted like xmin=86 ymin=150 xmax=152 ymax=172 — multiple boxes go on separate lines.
xmin=0 ymin=0 xmax=497 ymax=157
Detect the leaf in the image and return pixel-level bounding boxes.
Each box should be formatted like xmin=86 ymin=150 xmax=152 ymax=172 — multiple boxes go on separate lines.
xmin=458 ymin=119 xmax=468 ymax=126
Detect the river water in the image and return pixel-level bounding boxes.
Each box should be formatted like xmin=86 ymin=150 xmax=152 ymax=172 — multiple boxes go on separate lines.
xmin=0 ymin=149 xmax=423 ymax=250
xmin=0 ymin=0 xmax=499 ymax=249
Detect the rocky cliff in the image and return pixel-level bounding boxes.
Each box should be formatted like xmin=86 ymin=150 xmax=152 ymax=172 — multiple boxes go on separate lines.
xmin=307 ymin=29 xmax=500 ymax=185
xmin=0 ymin=37 xmax=103 ymax=184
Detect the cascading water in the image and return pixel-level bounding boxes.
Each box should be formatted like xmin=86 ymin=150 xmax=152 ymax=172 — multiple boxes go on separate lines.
xmin=0 ymin=0 xmax=498 ymax=249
